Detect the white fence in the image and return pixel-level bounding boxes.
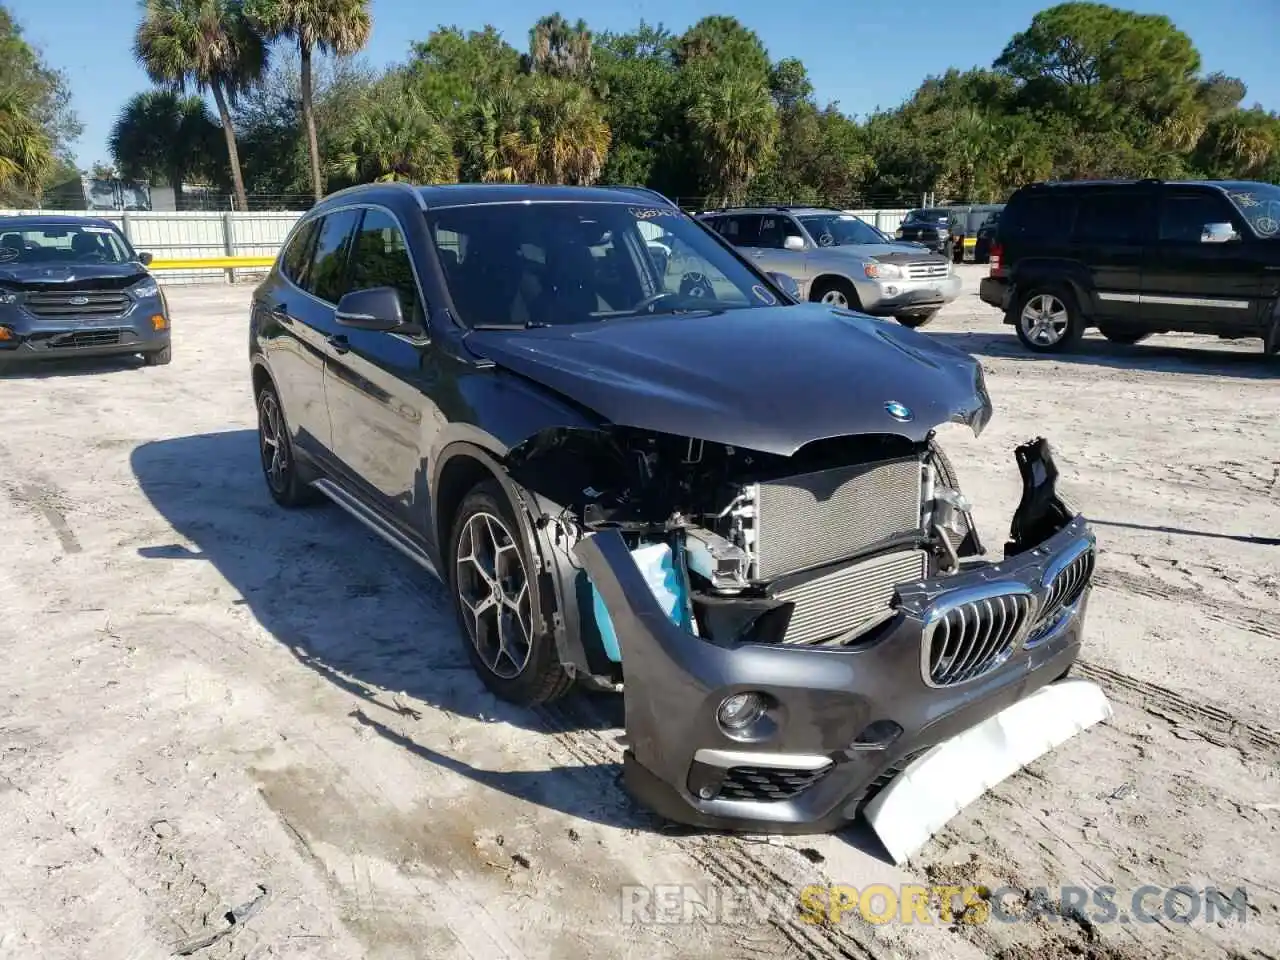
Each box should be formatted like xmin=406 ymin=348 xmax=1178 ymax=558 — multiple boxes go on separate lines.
xmin=0 ymin=207 xmax=915 ymax=285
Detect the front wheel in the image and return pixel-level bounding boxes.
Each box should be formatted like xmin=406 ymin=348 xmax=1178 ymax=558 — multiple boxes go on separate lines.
xmin=809 ymin=277 xmax=860 ymax=311
xmin=448 ymin=478 xmax=573 ymax=706
xmin=256 ymin=382 xmax=321 ymax=508
xmin=1013 ymin=287 xmax=1084 ymax=353
xmin=896 ymin=309 xmax=939 ymax=329
xmin=143 ymin=345 xmax=172 ymax=366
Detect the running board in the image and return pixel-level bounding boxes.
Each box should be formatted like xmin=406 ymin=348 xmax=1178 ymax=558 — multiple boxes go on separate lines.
xmin=310 ymin=478 xmax=439 ymax=578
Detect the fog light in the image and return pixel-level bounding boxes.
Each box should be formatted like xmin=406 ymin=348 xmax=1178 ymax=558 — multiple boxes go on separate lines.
xmin=151 ymin=314 xmax=167 ymax=331
xmin=884 ymin=285 xmax=899 ymax=296
xmin=717 ymin=692 xmax=767 ymax=731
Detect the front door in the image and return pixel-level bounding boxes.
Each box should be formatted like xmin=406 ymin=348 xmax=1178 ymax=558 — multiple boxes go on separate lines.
xmin=1070 ymin=188 xmax=1152 ymax=327
xmin=323 ymin=207 xmax=431 ymax=531
xmin=1141 ymin=189 xmax=1261 ymax=334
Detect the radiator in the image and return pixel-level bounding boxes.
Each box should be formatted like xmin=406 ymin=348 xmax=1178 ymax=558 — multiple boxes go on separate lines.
xmin=753 ymin=457 xmax=923 ymax=580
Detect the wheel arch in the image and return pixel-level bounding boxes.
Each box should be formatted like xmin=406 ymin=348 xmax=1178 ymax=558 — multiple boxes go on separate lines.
xmin=1007 ymin=261 xmax=1095 ymax=325
xmin=808 ymin=272 xmax=861 ymax=307
xmin=432 ymin=440 xmax=609 ymax=688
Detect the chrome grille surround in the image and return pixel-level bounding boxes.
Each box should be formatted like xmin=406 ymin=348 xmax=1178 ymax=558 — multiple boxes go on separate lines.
xmin=921 ymin=582 xmax=1034 ymax=687
xmin=23 ymin=289 xmax=132 ymax=320
xmin=771 ymin=549 xmax=927 ymax=646
xmin=1025 ymin=539 xmax=1096 ymax=648
xmin=905 ymin=261 xmax=949 ymax=280
xmin=753 ymin=457 xmax=922 ymax=580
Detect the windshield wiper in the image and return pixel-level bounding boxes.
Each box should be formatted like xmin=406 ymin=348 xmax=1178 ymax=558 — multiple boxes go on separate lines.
xmin=468 ymin=321 xmax=554 ymax=330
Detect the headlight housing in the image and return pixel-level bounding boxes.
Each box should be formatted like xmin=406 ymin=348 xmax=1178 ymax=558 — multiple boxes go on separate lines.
xmin=131 ymin=278 xmax=160 ymax=299
xmin=0 ymin=287 xmax=17 ymax=305
xmin=864 ymin=261 xmax=903 ymax=280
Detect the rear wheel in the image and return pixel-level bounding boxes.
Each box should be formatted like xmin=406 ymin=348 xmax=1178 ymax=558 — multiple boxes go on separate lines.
xmin=810 ymin=277 xmax=860 ymax=311
xmin=448 ymin=478 xmax=574 ymax=706
xmin=1013 ymin=286 xmax=1084 ymax=353
xmin=256 ymin=382 xmax=321 ymax=508
xmin=1098 ymin=327 xmax=1149 ymax=345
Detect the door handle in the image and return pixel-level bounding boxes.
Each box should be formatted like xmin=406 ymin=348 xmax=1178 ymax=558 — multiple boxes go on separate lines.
xmin=326 ymin=334 xmax=350 ymax=354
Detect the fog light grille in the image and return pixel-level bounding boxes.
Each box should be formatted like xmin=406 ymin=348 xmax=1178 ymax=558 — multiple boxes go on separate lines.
xmin=720 ymin=764 xmax=832 ymax=802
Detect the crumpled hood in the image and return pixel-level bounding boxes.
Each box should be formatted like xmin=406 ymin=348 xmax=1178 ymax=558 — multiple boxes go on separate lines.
xmin=465 ymin=303 xmax=992 ymax=456
xmin=0 ymin=261 xmax=148 ymax=286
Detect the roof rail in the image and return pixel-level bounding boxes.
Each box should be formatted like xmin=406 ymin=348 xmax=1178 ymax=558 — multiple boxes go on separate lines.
xmin=319 ymin=180 xmax=428 ymax=211
xmin=616 ymin=185 xmax=679 ymax=208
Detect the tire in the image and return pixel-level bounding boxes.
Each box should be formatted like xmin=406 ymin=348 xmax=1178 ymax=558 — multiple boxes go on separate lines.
xmin=256 ymin=381 xmax=322 ymax=508
xmin=1012 ymin=285 xmax=1084 ymax=353
xmin=809 ymin=277 xmax=860 ymax=311
xmin=895 ymin=308 xmax=939 ymax=329
xmin=448 ymin=478 xmax=573 ymax=706
xmin=1098 ymin=327 xmax=1149 ymax=345
xmin=144 ymin=344 xmax=172 ymax=366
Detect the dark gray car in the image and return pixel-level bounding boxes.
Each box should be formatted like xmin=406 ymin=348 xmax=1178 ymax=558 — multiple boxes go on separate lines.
xmin=0 ymin=215 xmax=170 ymax=366
xmin=249 ymin=182 xmax=1096 ymax=833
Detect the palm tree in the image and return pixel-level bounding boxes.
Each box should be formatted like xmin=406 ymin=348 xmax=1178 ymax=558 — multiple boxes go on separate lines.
xmin=526 ymin=14 xmax=593 ymax=79
xmin=687 ymin=74 xmax=777 ymax=206
xmin=0 ymin=91 xmax=54 ymax=195
xmin=246 ymin=0 xmax=371 ymax=201
xmin=460 ymin=85 xmax=538 ymax=184
xmin=109 ymin=89 xmax=220 ymax=209
xmin=330 ymin=86 xmax=458 ymax=185
xmin=525 ymin=76 xmax=610 ymax=185
xmin=134 ymin=0 xmax=266 ymax=211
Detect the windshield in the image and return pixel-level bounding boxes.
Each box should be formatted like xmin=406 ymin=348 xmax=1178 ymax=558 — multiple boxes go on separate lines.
xmin=0 ymin=223 xmax=133 ymax=265
xmin=425 ymin=202 xmax=787 ymax=327
xmin=1223 ymin=183 xmax=1280 ymax=238
xmin=798 ymin=214 xmax=885 ymax=247
xmin=907 ymin=208 xmax=951 ymax=223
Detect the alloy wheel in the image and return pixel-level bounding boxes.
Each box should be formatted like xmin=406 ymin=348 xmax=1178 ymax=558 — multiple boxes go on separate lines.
xmin=454 ymin=512 xmax=533 ymax=680
xmin=821 ymin=288 xmax=850 ymax=308
xmin=258 ymin=392 xmax=289 ymax=494
xmin=1019 ymin=294 xmax=1069 ymax=346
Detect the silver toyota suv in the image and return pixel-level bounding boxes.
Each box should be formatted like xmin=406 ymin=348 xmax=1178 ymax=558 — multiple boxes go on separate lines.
xmin=699 ymin=206 xmax=962 ymax=327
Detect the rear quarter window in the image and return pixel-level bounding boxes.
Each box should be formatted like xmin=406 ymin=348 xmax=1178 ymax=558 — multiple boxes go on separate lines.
xmin=1002 ymin=194 xmax=1076 ymax=241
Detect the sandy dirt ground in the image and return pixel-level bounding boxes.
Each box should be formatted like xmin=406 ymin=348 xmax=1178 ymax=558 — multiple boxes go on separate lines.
xmin=1 ymin=266 xmax=1277 ymax=960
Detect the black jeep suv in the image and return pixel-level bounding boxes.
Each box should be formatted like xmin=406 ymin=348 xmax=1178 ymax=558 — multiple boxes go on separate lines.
xmin=980 ymin=179 xmax=1280 ymax=353
xmin=249 ymin=181 xmax=1096 ymax=834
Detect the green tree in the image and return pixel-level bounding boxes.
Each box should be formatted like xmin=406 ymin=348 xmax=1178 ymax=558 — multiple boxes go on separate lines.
xmin=526 ymin=13 xmax=593 ymax=79
xmin=0 ymin=91 xmax=53 ymax=197
xmin=134 ymin=0 xmax=265 ymax=211
xmin=245 ymin=0 xmax=372 ymax=201
xmin=687 ymin=73 xmax=777 ymax=206
xmin=330 ymin=81 xmax=458 ymax=184
xmin=109 ymin=89 xmax=220 ymax=208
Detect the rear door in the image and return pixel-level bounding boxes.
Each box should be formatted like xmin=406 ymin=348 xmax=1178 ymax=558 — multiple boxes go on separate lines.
xmin=1069 ymin=188 xmax=1153 ymax=327
xmin=1141 ymin=188 xmax=1260 ymax=333
xmin=323 ymin=206 xmax=432 ymax=529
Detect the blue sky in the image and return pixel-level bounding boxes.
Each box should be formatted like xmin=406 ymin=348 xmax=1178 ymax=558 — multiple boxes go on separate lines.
xmin=8 ymin=0 xmax=1280 ymax=169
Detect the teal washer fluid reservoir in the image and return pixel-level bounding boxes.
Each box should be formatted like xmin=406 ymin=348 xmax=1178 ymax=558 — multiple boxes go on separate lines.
xmin=590 ymin=541 xmax=694 ymax=662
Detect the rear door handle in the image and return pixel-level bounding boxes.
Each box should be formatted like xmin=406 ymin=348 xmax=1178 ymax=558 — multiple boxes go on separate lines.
xmin=326 ymin=334 xmax=350 ymax=354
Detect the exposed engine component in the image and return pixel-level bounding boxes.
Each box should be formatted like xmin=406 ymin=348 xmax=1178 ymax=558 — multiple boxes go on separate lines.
xmin=683 ymin=525 xmax=750 ymax=594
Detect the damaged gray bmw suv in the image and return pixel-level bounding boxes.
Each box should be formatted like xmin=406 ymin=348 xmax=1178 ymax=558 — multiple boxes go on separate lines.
xmin=249 ymin=182 xmax=1097 ymax=833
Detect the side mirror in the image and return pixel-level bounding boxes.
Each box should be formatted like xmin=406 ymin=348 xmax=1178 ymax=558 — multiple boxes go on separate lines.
xmin=137 ymin=251 xmax=153 ymax=265
xmin=783 ymin=235 xmax=806 ymax=252
xmin=767 ymin=272 xmax=800 ymax=300
xmin=1201 ymin=222 xmax=1239 ymax=244
xmin=335 ymin=286 xmax=404 ymax=331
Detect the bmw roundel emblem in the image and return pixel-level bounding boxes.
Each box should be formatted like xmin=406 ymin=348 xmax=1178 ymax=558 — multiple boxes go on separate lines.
xmin=885 ymin=400 xmax=913 ymax=422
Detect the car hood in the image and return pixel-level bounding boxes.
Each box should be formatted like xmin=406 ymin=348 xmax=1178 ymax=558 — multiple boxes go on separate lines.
xmin=0 ymin=261 xmax=148 ymax=286
xmin=824 ymin=242 xmax=941 ymax=259
xmin=464 ymin=303 xmax=992 ymax=456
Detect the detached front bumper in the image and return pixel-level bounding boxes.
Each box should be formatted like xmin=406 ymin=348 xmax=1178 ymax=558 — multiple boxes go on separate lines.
xmin=857 ymin=273 xmax=962 ymax=316
xmin=573 ymin=443 xmax=1096 ymax=834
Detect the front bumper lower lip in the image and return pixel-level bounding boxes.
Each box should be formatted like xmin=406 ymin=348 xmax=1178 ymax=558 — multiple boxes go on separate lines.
xmin=573 ymin=511 xmax=1095 ymax=833
xmin=859 ymin=273 xmax=962 ymax=314
xmin=0 ymin=300 xmax=169 ymax=361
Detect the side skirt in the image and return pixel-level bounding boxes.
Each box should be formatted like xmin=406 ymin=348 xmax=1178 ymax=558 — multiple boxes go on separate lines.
xmin=311 ymin=478 xmax=440 ymax=579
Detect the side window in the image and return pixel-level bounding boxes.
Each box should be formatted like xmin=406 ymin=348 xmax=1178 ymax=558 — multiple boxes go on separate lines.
xmin=720 ymin=214 xmax=762 ymax=247
xmin=348 ymin=208 xmax=424 ymax=324
xmin=1158 ymin=193 xmax=1236 ymax=243
xmin=1073 ymin=192 xmax=1151 ymax=244
xmin=1005 ymin=195 xmax=1075 ymax=241
xmin=758 ymin=215 xmax=782 ymax=248
xmin=280 ymin=218 xmax=319 ymax=289
xmin=308 ymin=209 xmax=361 ymax=304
